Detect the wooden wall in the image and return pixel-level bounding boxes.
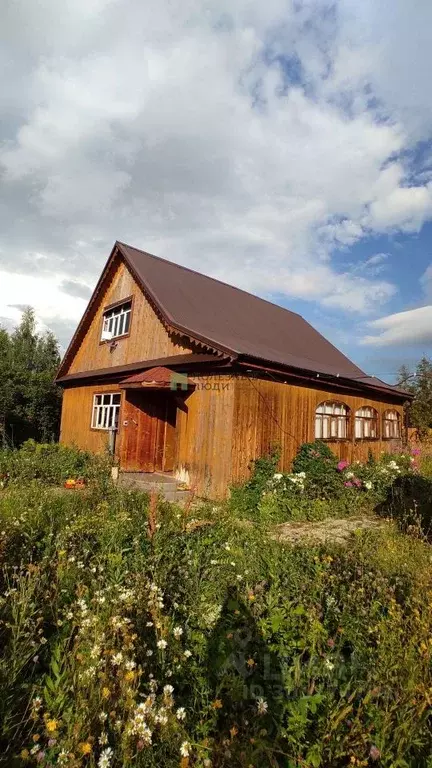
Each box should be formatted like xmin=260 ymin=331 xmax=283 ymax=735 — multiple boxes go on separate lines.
xmin=59 ymin=374 xmax=405 ymax=500
xmin=230 ymin=376 xmax=404 ymax=485
xmin=60 ymin=383 xmax=122 ymax=455
xmin=174 ymin=376 xmax=235 ymax=498
xmin=67 ymin=257 xmax=194 ymax=375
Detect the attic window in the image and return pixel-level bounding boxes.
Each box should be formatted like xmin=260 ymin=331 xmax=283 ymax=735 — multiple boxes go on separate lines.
xmin=101 ymin=300 xmax=132 ymax=341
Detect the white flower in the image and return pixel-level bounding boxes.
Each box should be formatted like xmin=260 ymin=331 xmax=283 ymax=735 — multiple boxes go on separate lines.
xmin=324 ymin=659 xmax=335 ymax=671
xmin=224 ymin=543 xmax=231 ymax=551
xmin=184 ymin=649 xmax=192 ymax=658
xmin=273 ymin=473 xmax=283 ymax=480
xmin=256 ymin=697 xmax=268 ymax=715
xmin=98 ymin=733 xmax=108 ymax=746
xmin=98 ymin=747 xmax=114 ymax=768
xmin=111 ymin=652 xmax=123 ymax=666
xmin=364 ymin=481 xmax=372 ymax=490
xmin=173 ymin=626 xmax=183 ymax=639
xmin=163 ymin=684 xmax=174 ymax=696
xmin=176 ymin=707 xmax=186 ymax=721
xmin=210 ymin=559 xmax=218 ymax=565
xmin=345 ymin=471 xmax=354 ymax=479
xmin=388 ymin=460 xmax=398 ymax=470
xmin=180 ymin=741 xmax=191 ymax=757
xmin=157 ymin=639 xmax=167 ymax=650
xmin=203 ymin=760 xmax=212 ymax=768
xmin=146 ymin=649 xmax=153 ymax=656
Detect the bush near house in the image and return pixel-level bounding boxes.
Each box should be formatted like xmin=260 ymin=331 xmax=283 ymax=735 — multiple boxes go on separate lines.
xmin=0 ymin=440 xmax=111 ymax=487
xmin=1 ymin=443 xmax=432 ymax=767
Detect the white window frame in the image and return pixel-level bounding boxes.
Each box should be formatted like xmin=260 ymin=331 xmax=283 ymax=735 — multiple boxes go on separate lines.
xmin=101 ymin=300 xmax=132 ymax=341
xmin=315 ymin=402 xmax=349 ymax=440
xmin=354 ymin=406 xmax=378 ymax=439
xmin=91 ymin=393 xmax=121 ymax=431
xmin=383 ymin=410 xmax=400 ymax=439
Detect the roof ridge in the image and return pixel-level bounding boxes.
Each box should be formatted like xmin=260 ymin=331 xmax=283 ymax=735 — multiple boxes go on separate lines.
xmin=116 ymin=240 xmax=304 ymax=320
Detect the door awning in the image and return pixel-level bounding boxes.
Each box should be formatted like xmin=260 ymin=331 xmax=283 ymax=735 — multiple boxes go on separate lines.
xmin=119 ymin=366 xmax=195 ymax=390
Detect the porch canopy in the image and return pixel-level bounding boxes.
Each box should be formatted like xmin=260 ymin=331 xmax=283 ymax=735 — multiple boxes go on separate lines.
xmin=119 ymin=366 xmax=195 ymax=390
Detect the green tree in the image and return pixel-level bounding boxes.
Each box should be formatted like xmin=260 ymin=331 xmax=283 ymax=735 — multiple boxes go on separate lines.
xmin=0 ymin=309 xmax=62 ymax=446
xmin=398 ymin=357 xmax=432 ymax=436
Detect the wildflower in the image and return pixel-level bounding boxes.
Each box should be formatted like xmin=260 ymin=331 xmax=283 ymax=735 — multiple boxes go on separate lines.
xmin=125 ymin=670 xmax=135 ymax=682
xmin=324 ymin=659 xmax=334 ymax=671
xmin=176 ymin=707 xmax=186 ymax=721
xmin=210 ymin=559 xmax=218 ymax=565
xmin=364 ymin=481 xmax=372 ymax=490
xmin=344 ymin=481 xmax=353 ymax=488
xmin=203 ymin=760 xmax=212 ymax=768
xmin=345 ymin=471 xmax=354 ymax=479
xmin=246 ymin=658 xmax=255 ymax=667
xmin=337 ymin=460 xmax=349 ymax=472
xmin=46 ymin=719 xmax=58 ymax=733
xmin=79 ymin=742 xmax=92 ymax=755
xmin=183 ymin=650 xmax=192 ymax=658
xmin=157 ymin=639 xmax=167 ymax=650
xmin=20 ymin=749 xmax=30 ymax=759
xmin=102 ymin=687 xmax=110 ymax=699
xmin=173 ymin=626 xmax=183 ymax=639
xmin=146 ymin=649 xmax=154 ymax=656
xmin=369 ymin=746 xmax=381 ymax=762
xmin=211 ymin=699 xmax=223 ymax=709
xmin=99 ymin=733 xmax=108 ymax=745
xmin=230 ymin=726 xmax=238 ymax=738
xmin=256 ymin=698 xmax=268 ymax=715
xmin=98 ymin=747 xmax=114 ymax=768
xmin=163 ymin=684 xmax=174 ymax=697
xmin=273 ymin=473 xmax=283 ymax=480
xmin=180 ymin=741 xmax=191 ymax=757
xmin=111 ymin=652 xmax=123 ymax=666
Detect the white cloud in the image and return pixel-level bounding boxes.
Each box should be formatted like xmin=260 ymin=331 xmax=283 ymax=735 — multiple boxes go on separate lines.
xmin=1 ymin=0 xmax=432 ymax=338
xmin=362 ymin=306 xmax=432 ymax=347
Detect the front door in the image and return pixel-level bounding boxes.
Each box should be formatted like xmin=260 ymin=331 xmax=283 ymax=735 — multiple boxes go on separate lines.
xmin=120 ymin=391 xmax=177 ymax=472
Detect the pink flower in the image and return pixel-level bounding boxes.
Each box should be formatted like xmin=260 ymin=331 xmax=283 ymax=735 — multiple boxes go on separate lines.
xmin=411 ymin=448 xmax=421 ymax=456
xmin=352 ymin=478 xmax=362 ymax=487
xmin=344 ymin=481 xmax=353 ymax=488
xmin=369 ymin=745 xmax=381 ymax=762
xmin=337 ymin=460 xmax=349 ymax=472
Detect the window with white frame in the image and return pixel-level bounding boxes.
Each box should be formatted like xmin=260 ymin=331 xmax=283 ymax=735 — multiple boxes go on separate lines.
xmin=354 ymin=406 xmax=378 ymax=439
xmin=101 ymin=300 xmax=132 ymax=341
xmin=91 ymin=393 xmax=121 ymax=430
xmin=383 ymin=409 xmax=401 ymax=439
xmin=315 ymin=402 xmax=349 ymax=439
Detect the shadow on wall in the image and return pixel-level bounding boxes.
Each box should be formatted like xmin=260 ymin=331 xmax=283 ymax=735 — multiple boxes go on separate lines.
xmin=376 ymin=475 xmax=432 ymax=540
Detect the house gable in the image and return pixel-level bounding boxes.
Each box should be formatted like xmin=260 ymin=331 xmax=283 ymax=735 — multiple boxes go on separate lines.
xmin=62 ymin=250 xmax=206 ymax=378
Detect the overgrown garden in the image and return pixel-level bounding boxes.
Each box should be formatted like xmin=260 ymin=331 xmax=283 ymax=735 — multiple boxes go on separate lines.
xmin=1 ymin=441 xmax=432 ymax=767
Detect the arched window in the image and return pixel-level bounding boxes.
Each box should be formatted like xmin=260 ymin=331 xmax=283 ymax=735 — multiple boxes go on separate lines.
xmin=315 ymin=402 xmax=349 ymax=439
xmin=355 ymin=406 xmax=378 ymax=439
xmin=383 ymin=410 xmax=401 ymax=439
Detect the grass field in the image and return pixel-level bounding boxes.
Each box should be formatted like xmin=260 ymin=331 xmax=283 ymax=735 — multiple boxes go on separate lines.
xmin=1 ymin=442 xmax=432 ymax=767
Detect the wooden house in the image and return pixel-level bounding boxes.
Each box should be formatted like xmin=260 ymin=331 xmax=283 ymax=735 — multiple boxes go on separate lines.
xmin=56 ymin=241 xmax=410 ymax=498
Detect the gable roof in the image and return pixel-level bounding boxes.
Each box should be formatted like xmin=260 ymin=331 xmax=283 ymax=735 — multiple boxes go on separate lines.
xmin=57 ymin=240 xmax=409 ymax=400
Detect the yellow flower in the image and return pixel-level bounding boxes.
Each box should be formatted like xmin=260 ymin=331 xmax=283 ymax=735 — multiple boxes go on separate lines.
xmin=125 ymin=670 xmax=135 ymax=682
xmin=230 ymin=726 xmax=238 ymax=738
xmin=246 ymin=658 xmax=255 ymax=668
xmin=211 ymin=699 xmax=223 ymax=710
xmin=20 ymin=749 xmax=30 ymax=759
xmin=80 ymin=742 xmax=92 ymax=755
xmin=46 ymin=719 xmax=58 ymax=733
xmin=32 ymin=734 xmax=40 ymax=743
xmin=248 ymin=593 xmax=255 ymax=602
xmin=102 ymin=687 xmax=110 ymax=699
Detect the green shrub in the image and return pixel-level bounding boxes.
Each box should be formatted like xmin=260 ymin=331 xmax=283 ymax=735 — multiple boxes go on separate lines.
xmin=377 ymin=473 xmax=432 ymax=539
xmin=229 ymin=446 xmax=280 ymax=516
xmin=0 ymin=440 xmax=111 ymax=486
xmin=291 ymin=441 xmax=343 ymax=499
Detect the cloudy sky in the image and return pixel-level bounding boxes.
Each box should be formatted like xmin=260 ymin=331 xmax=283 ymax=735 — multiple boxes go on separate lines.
xmin=1 ymin=0 xmax=432 ymax=381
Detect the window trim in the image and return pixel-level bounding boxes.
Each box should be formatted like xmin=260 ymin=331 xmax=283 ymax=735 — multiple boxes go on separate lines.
xmin=91 ymin=392 xmax=122 ymax=431
xmin=99 ymin=295 xmax=134 ymax=345
xmin=315 ymin=401 xmax=350 ymax=441
xmin=382 ymin=409 xmax=401 ymax=440
xmin=354 ymin=406 xmax=379 ymax=440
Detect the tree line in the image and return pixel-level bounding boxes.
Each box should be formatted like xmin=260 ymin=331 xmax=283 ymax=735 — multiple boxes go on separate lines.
xmin=0 ymin=308 xmax=62 ymax=447
xmin=398 ymin=357 xmax=432 ymax=436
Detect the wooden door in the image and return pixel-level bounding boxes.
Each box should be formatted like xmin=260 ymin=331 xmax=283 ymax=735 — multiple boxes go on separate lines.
xmin=120 ymin=391 xmax=177 ymax=472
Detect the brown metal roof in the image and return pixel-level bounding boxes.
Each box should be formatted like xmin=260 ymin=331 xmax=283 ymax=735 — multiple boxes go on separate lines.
xmin=116 ymin=242 xmax=407 ymax=400
xmin=119 ymin=366 xmax=195 ymax=389
xmin=56 ymin=353 xmax=224 ymax=384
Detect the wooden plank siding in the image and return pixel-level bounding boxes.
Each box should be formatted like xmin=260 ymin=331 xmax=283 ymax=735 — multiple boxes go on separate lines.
xmin=67 ymin=257 xmax=195 ymax=375
xmin=174 ymin=377 xmax=235 ymax=498
xmin=60 ymin=383 xmax=123 ymax=456
xmin=230 ymin=375 xmax=404 ymax=486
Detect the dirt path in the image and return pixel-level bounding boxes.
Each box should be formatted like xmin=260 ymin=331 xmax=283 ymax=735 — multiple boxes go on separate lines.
xmin=273 ymin=516 xmax=387 ymax=545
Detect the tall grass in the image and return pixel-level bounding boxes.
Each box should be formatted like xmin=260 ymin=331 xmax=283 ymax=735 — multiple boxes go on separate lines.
xmin=2 ymin=474 xmax=432 ymax=766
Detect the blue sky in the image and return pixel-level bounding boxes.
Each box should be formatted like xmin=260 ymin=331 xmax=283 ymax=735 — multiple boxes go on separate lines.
xmin=1 ymin=0 xmax=432 ymax=383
